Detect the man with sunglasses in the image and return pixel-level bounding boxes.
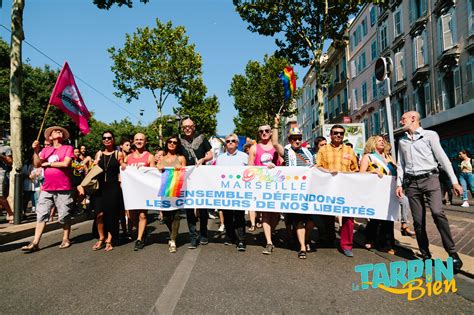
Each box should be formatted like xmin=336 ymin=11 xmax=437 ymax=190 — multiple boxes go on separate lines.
xmin=215 ymin=134 xmax=248 ymax=251
xmin=272 ymin=118 xmax=315 ymax=259
xmin=179 ymin=118 xmax=213 ymax=248
xmin=316 ymin=125 xmax=359 ymax=257
xmin=249 ymin=123 xmax=281 ymax=254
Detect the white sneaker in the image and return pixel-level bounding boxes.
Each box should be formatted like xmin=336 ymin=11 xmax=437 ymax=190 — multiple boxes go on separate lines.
xmin=169 ymin=240 xmax=177 ymax=253
xmin=461 ymin=201 xmax=470 ymax=208
xmin=208 ymin=213 xmax=217 ymax=219
xmin=218 ymin=224 xmax=225 ymax=232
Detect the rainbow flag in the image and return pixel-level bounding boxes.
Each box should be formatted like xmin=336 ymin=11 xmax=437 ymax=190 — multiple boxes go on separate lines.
xmin=158 ymin=168 xmax=186 ymax=197
xmin=279 ymin=66 xmax=296 ymax=101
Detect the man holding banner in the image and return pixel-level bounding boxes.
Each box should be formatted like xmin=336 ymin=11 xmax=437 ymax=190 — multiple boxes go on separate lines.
xmin=179 ymin=118 xmax=213 ymax=248
xmin=316 ymin=125 xmax=359 ymax=257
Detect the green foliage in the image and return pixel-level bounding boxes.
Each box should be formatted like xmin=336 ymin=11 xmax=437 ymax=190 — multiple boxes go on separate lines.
xmin=109 ymin=18 xmax=218 ymax=137
xmin=228 ymin=54 xmax=297 ymax=138
xmin=233 ymin=0 xmax=364 ymax=67
xmin=93 ymin=0 xmax=150 ymax=10
xmin=108 ymin=19 xmax=203 ymax=112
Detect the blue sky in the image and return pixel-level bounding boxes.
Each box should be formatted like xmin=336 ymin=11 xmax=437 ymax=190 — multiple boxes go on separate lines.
xmin=0 ymin=0 xmax=306 ymax=135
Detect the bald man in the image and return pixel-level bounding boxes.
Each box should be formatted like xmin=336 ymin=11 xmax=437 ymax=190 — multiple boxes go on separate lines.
xmin=396 ymin=111 xmax=463 ymax=273
xmin=122 ymin=133 xmax=155 ymax=251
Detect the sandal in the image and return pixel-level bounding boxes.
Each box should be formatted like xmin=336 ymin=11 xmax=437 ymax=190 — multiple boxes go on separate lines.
xmin=104 ymin=241 xmax=113 ymax=252
xmin=92 ymin=239 xmax=105 ymax=251
xmin=59 ymin=240 xmax=71 ymax=249
xmin=364 ymin=243 xmax=373 ymax=250
xmin=298 ymin=251 xmax=307 ymax=259
xmin=21 ymin=242 xmax=39 ymax=252
xmin=256 ymin=222 xmax=263 ymax=229
xmin=248 ymin=225 xmax=256 ymax=232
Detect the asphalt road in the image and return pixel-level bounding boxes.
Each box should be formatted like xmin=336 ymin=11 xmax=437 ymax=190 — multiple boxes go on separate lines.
xmin=1 ymin=216 xmax=473 ymax=314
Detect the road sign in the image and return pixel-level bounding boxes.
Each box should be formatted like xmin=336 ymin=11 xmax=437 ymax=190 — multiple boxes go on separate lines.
xmin=375 ymin=57 xmax=389 ymax=81
xmin=377 ymin=79 xmax=390 ymax=99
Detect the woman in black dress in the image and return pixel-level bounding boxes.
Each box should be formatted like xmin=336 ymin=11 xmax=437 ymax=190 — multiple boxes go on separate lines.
xmin=80 ymin=131 xmax=124 ymax=252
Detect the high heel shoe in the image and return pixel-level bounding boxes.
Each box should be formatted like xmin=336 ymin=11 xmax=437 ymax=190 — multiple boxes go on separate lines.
xmin=401 ymin=226 xmax=415 ymax=237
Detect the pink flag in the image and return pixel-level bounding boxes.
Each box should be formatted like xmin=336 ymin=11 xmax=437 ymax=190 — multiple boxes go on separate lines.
xmin=49 ymin=62 xmax=91 ymax=135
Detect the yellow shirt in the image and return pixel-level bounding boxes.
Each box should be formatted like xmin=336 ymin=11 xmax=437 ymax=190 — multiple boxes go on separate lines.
xmin=316 ymin=143 xmax=359 ymax=172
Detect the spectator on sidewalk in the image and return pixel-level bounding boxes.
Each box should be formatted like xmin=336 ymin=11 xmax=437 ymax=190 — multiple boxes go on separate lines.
xmin=21 ymin=126 xmax=74 ymax=252
xmin=0 ymin=140 xmax=13 ymax=223
xmin=21 ymin=158 xmax=37 ymax=218
xmin=459 ymin=150 xmax=473 ymax=208
xmin=439 ymin=164 xmax=454 ymax=206
xmin=396 ymin=111 xmax=463 ymax=273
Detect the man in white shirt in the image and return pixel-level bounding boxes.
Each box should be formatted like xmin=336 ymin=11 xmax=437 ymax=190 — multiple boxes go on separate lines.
xmin=396 ymin=111 xmax=463 ymax=273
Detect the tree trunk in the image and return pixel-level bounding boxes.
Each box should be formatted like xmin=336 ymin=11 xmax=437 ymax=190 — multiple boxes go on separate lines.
xmin=9 ymin=0 xmax=25 ymax=212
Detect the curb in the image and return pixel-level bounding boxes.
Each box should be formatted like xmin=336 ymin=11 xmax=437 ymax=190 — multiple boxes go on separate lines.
xmin=0 ymin=213 xmax=92 ymax=245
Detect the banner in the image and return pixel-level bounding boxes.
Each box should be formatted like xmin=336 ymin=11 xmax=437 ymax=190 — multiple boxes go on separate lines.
xmin=121 ymin=166 xmax=400 ymax=221
xmin=49 ymin=62 xmax=91 ymax=135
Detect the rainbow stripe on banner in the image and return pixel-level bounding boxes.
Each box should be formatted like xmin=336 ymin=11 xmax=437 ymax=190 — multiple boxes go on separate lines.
xmin=279 ymin=66 xmax=296 ymax=101
xmin=158 ymin=168 xmax=186 ymax=197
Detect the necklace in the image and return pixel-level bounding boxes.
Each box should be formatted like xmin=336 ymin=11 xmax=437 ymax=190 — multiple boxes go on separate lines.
xmin=103 ymin=151 xmax=114 ymax=182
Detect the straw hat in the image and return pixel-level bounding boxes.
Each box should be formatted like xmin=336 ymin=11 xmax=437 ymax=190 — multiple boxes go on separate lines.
xmin=44 ymin=126 xmax=70 ymax=140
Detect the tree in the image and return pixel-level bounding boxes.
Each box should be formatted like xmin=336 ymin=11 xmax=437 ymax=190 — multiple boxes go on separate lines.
xmin=228 ymin=54 xmax=297 ymax=138
xmin=233 ymin=0 xmax=375 ymax=131
xmin=177 ymin=77 xmax=219 ymax=136
xmin=93 ymin=0 xmax=150 ymax=9
xmin=8 ymin=0 xmax=25 ymax=214
xmin=109 ymin=19 xmax=204 ymax=145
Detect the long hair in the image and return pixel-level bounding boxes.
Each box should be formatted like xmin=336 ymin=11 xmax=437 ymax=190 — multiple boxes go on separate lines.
xmin=363 ymin=135 xmax=383 ymax=155
xmin=164 ymin=135 xmax=183 ymax=156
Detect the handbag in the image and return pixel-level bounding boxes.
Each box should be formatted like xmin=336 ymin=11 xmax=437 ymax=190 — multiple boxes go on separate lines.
xmin=80 ymin=164 xmax=103 ymax=195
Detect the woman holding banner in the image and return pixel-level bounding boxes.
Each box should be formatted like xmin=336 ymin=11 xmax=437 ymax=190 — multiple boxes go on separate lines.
xmin=157 ymin=135 xmax=186 ymax=253
xmin=359 ymin=136 xmax=396 ymax=255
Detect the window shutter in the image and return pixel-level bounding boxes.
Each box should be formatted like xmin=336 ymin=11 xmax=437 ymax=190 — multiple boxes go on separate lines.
xmin=416 ymin=36 xmax=424 ymax=68
xmin=442 ymin=13 xmax=453 ymax=51
xmin=424 ymin=82 xmax=431 ymax=115
xmin=372 ymin=75 xmax=377 ymax=100
xmin=422 ymin=31 xmax=429 ymax=65
xmin=409 ymin=0 xmax=414 ymax=25
xmin=403 ymin=94 xmax=409 ymax=112
xmin=454 ymin=67 xmax=462 ymax=105
xmin=470 ymin=0 xmax=474 ymax=34
xmin=413 ymin=88 xmax=420 ymax=113
xmin=352 ymin=88 xmax=358 ymax=110
xmin=421 ymin=0 xmax=427 ymax=15
xmin=350 ymin=60 xmax=357 ymax=78
xmin=395 ymin=52 xmax=404 ymax=81
xmin=466 ymin=61 xmax=474 ymax=100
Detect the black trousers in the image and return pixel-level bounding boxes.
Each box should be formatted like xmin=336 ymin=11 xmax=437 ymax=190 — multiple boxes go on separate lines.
xmin=186 ymin=208 xmax=208 ymax=241
xmin=223 ymin=210 xmax=245 ymax=242
xmin=405 ymin=174 xmax=456 ymax=256
xmin=365 ymin=219 xmax=395 ymax=249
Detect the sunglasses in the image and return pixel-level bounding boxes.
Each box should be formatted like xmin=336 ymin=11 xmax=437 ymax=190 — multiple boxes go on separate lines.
xmin=332 ymin=131 xmax=344 ymax=136
xmin=290 ymin=137 xmax=303 ymax=141
xmin=167 ymin=140 xmax=178 ymax=145
xmin=102 ymin=136 xmax=113 ymax=140
xmin=259 ymin=129 xmax=271 ymax=134
xmin=182 ymin=125 xmax=194 ymax=130
xmin=226 ymin=139 xmax=237 ymax=144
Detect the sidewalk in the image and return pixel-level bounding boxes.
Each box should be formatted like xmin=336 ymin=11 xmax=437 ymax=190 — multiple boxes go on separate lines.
xmin=0 ymin=211 xmax=92 ymax=245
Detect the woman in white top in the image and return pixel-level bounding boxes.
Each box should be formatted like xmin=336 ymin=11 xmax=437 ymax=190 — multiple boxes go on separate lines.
xmin=459 ymin=150 xmax=473 ymax=208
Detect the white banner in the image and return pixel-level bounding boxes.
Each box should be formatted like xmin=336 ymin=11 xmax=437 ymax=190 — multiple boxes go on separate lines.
xmin=120 ymin=166 xmax=400 ymax=221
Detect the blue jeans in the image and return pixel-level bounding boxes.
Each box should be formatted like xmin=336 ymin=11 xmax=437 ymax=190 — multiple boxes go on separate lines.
xmin=459 ymin=172 xmax=474 ymax=201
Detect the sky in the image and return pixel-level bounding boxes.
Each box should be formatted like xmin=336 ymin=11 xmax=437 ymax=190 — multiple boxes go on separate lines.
xmin=0 ymin=0 xmax=306 ymax=135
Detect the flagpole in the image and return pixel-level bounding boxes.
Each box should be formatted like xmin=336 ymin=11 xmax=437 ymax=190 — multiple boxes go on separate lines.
xmin=36 ymin=104 xmax=51 ymax=141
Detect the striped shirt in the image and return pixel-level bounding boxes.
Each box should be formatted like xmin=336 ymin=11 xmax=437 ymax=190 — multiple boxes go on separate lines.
xmin=316 ymin=143 xmax=359 ymax=172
